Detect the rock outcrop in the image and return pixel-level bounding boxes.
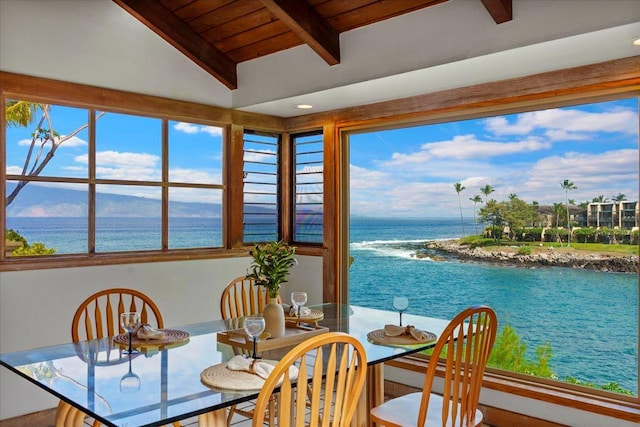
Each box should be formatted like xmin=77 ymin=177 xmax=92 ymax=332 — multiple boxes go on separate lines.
xmin=422 ymin=240 xmax=638 ymax=273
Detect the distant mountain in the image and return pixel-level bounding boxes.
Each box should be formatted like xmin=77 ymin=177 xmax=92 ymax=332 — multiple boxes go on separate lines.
xmin=6 ymin=183 xmax=227 ymax=217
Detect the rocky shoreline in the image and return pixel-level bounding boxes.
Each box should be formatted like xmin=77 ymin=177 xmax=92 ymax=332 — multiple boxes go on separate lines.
xmin=419 ymin=240 xmax=638 ymax=273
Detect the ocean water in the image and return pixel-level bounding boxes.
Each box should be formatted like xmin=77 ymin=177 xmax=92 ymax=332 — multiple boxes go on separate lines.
xmin=6 ymin=216 xmax=638 ymax=393
xmin=349 ymin=217 xmax=638 ymax=394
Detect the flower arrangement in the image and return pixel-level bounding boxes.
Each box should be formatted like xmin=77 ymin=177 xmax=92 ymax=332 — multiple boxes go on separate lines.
xmin=246 ymin=241 xmax=297 ymax=299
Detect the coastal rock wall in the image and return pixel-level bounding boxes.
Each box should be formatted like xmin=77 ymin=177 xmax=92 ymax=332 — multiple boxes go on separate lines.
xmin=424 ymin=241 xmax=638 ymax=273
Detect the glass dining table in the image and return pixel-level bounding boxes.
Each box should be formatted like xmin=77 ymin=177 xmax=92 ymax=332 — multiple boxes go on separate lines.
xmin=0 ymin=304 xmax=450 ymax=427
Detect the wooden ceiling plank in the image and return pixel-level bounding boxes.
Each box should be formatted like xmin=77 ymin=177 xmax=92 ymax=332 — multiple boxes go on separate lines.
xmin=328 ymin=0 xmax=446 ymax=32
xmin=171 ymin=0 xmax=234 ymax=22
xmin=215 ymin=21 xmax=292 ymax=53
xmin=226 ymin=31 xmax=302 ymax=63
xmin=260 ymin=0 xmax=340 ymax=65
xmin=159 ymin=0 xmax=195 ymax=13
xmin=189 ymin=0 xmax=265 ymax=34
xmin=201 ymin=8 xmax=280 ymax=43
xmin=481 ymin=0 xmax=513 ymax=24
xmin=113 ymin=0 xmax=237 ymax=89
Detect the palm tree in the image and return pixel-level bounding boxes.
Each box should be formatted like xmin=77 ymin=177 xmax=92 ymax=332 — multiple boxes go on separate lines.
xmin=480 ymin=184 xmax=495 ymax=204
xmin=454 ymin=182 xmax=466 ymax=236
xmin=560 ymin=179 xmax=577 ymax=246
xmin=592 ymin=195 xmax=608 ymax=203
xmin=470 ymin=194 xmax=482 ymax=235
xmin=5 ymin=100 xmax=44 ymax=127
xmin=612 ymin=193 xmax=626 ymax=202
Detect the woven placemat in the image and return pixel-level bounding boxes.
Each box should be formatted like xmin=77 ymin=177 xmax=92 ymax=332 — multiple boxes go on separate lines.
xmin=201 ymin=360 xmax=279 ymax=391
xmin=284 ymin=309 xmax=324 ymax=323
xmin=367 ymin=329 xmax=437 ymax=346
xmin=113 ymin=329 xmax=190 ymax=349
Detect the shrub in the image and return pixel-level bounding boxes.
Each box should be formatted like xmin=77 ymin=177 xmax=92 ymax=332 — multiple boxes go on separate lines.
xmin=517 ymin=246 xmax=532 ymax=255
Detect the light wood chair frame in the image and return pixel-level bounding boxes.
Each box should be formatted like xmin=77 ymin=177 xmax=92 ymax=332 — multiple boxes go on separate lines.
xmin=220 ymin=275 xmax=282 ymax=319
xmin=370 ymin=305 xmax=498 ymax=427
xmin=252 ymin=332 xmax=367 ymax=427
xmin=218 ymin=276 xmax=282 ymax=427
xmin=56 ymin=288 xmax=177 ymax=427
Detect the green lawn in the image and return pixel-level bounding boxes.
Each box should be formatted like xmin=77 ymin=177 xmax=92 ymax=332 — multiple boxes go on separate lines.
xmin=460 ymin=236 xmax=638 ymax=256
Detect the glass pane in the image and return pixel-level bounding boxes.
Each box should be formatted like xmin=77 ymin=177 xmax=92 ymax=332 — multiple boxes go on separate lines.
xmin=168 ymin=188 xmax=223 ymax=249
xmin=5 ymin=181 xmax=88 ymax=255
xmin=95 ymin=184 xmax=161 ymax=252
xmin=293 ymin=132 xmax=323 ymax=243
xmin=5 ymin=101 xmax=89 ymax=179
xmin=243 ymin=131 xmax=279 ymax=243
xmin=349 ymin=98 xmax=639 ymax=396
xmin=168 ymin=121 xmax=223 ymax=184
xmin=95 ymin=112 xmax=161 ymax=182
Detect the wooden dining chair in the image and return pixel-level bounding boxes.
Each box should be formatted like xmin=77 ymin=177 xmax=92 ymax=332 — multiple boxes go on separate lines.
xmin=220 ymin=275 xmax=281 ymax=319
xmin=55 ymin=288 xmax=179 ymax=427
xmin=218 ymin=276 xmax=281 ymax=427
xmin=251 ymin=332 xmax=367 ymax=427
xmin=370 ymin=305 xmax=498 ymax=427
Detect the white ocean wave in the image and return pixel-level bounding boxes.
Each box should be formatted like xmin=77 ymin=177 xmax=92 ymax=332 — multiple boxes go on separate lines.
xmin=350 ymin=240 xmax=435 ymax=260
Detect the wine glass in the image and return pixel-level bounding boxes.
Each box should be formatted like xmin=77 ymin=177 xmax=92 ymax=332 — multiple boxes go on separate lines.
xmin=119 ymin=355 xmax=141 ymax=393
xmin=120 ymin=312 xmax=141 ymax=354
xmin=291 ymin=291 xmax=308 ymax=319
xmin=392 ymin=297 xmax=409 ymax=326
xmin=243 ymin=316 xmax=265 ymax=359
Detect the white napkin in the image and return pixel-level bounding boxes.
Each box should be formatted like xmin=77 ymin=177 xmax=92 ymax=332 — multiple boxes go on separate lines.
xmin=384 ymin=324 xmax=431 ymax=341
xmin=136 ymin=324 xmax=166 ymax=340
xmin=288 ymin=306 xmax=311 ymax=317
xmin=226 ymin=355 xmax=298 ymax=381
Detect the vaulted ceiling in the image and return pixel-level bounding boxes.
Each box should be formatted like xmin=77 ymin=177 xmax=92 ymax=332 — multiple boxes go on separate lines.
xmin=113 ymin=0 xmax=512 ymax=90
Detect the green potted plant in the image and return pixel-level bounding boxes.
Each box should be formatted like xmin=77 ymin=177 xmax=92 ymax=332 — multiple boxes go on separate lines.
xmin=245 ymin=241 xmax=297 ymax=337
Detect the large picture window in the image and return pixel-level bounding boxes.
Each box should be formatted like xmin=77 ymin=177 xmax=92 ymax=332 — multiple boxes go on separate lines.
xmin=348 ymin=97 xmax=639 ymax=397
xmin=4 ymin=101 xmax=224 ymax=257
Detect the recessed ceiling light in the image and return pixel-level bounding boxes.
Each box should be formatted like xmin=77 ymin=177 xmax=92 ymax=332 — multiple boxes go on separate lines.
xmin=295 ymin=104 xmax=313 ymax=109
xmin=633 ymin=36 xmax=640 ymax=46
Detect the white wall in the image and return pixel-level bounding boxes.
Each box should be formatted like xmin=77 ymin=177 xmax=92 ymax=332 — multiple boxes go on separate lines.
xmin=0 ymin=255 xmax=323 ymax=419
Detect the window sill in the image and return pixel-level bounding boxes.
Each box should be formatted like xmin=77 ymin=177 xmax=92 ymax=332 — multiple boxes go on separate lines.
xmin=387 ymin=355 xmax=640 ymax=423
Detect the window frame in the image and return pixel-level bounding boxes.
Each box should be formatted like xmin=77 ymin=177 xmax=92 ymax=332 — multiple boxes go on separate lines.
xmin=290 ymin=129 xmax=324 ymax=246
xmin=0 ymin=72 xmax=288 ymax=271
xmin=282 ymin=57 xmax=640 ymax=419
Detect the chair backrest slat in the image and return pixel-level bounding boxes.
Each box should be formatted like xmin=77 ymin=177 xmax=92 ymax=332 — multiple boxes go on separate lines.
xmin=72 ymin=288 xmax=164 ymax=342
xmin=220 ymin=276 xmax=281 ymax=320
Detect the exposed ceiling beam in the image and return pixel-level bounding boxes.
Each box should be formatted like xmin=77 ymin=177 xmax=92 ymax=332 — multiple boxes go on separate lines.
xmin=113 ymin=0 xmax=237 ymax=89
xmin=481 ymin=0 xmax=513 ymax=24
xmin=261 ymin=0 xmax=340 ymax=65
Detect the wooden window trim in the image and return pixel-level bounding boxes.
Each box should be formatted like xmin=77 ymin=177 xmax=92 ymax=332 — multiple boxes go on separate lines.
xmin=388 ymin=355 xmax=640 ymax=422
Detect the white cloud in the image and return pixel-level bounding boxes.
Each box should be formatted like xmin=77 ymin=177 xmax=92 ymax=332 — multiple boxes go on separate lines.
xmin=485 ymin=107 xmax=637 ymax=137
xmin=75 ymin=151 xmax=160 ymax=168
xmin=6 ymin=166 xmax=23 ymax=174
xmin=17 ymin=135 xmax=87 ymax=147
xmin=173 ymin=122 xmax=223 ymax=137
xmin=382 ymin=134 xmax=550 ymax=167
xmin=169 ymin=168 xmax=222 ymax=185
xmin=244 ymin=149 xmax=276 ymax=163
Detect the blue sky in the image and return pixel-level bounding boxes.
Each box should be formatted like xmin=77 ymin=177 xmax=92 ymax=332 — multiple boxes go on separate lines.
xmin=6 ymin=107 xmax=223 ymax=204
xmin=5 ymin=98 xmax=639 ymax=218
xmin=350 ymin=98 xmax=639 ymax=217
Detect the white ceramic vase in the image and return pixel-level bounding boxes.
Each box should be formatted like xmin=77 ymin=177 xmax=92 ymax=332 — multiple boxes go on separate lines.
xmin=263 ymin=297 xmax=285 ymax=338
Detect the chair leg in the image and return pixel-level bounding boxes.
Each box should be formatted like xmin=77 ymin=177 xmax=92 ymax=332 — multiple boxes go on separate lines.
xmin=55 ymin=401 xmax=86 ymax=427
xmin=198 ymin=409 xmax=226 ymax=427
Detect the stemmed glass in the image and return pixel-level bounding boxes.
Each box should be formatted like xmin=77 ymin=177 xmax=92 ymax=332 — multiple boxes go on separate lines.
xmin=119 ymin=355 xmax=141 ymax=393
xmin=392 ymin=296 xmax=409 ymax=326
xmin=120 ymin=312 xmax=141 ymax=354
xmin=291 ymin=291 xmax=308 ymax=319
xmin=243 ymin=316 xmax=265 ymax=359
